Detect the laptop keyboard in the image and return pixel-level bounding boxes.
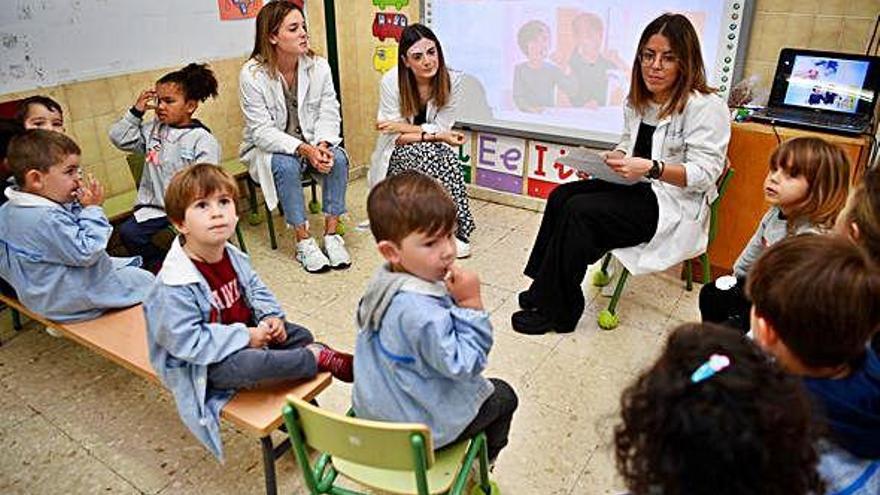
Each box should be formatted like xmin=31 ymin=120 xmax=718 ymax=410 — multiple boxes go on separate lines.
xmin=765 ymin=108 xmax=868 ymax=130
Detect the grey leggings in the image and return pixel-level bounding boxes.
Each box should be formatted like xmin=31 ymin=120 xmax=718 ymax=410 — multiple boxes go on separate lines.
xmin=207 ymin=321 xmax=317 ymax=389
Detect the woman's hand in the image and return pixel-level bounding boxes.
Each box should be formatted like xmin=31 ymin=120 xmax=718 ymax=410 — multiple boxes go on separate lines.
xmin=601 ymin=150 xmax=626 ymax=161
xmin=437 ymin=130 xmax=466 ymax=146
xmin=134 ymin=89 xmax=156 ymax=113
xmin=376 ymin=121 xmax=421 ymax=134
xmin=605 ymin=156 xmax=652 ymax=181
xmin=297 ymin=143 xmax=334 ymax=173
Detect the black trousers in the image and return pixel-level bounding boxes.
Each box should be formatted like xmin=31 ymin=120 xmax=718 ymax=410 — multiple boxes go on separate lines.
xmin=450 ymin=378 xmax=518 ymax=461
xmin=698 ymin=276 xmax=751 ymax=333
xmin=523 ymin=180 xmax=659 ymax=331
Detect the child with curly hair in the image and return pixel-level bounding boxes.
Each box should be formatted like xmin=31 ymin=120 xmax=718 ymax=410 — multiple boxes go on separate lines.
xmin=614 ymin=322 xmax=824 ymax=495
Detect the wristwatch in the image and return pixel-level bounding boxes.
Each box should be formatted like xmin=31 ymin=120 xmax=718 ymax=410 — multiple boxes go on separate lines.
xmin=646 ymin=160 xmax=664 ymax=179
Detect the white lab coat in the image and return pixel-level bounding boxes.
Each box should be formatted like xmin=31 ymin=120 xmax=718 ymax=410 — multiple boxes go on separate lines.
xmin=611 ymin=91 xmax=730 ymax=275
xmin=238 ymin=56 xmax=343 ymax=211
xmin=368 ymin=67 xmax=463 ymax=187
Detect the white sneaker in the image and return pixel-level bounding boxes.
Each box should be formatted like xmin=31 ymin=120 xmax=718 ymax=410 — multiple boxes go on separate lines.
xmin=323 ymin=234 xmax=351 ymax=269
xmin=296 ymin=237 xmax=331 ymax=273
xmin=455 ymin=238 xmax=471 ymax=259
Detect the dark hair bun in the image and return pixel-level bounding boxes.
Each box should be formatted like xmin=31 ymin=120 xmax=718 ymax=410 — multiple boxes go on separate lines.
xmin=159 ymin=63 xmax=219 ymax=102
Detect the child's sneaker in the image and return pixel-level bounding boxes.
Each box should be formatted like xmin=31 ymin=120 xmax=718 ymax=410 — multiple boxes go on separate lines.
xmin=296 ymin=237 xmax=331 ymax=273
xmin=315 ymin=343 xmax=354 ymax=383
xmin=323 ymin=234 xmax=351 ymax=269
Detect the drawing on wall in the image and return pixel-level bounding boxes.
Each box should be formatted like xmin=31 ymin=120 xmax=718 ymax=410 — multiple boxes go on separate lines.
xmin=373 ymin=45 xmax=398 ymax=73
xmin=373 ymin=0 xmax=409 ymax=10
xmin=372 ymin=12 xmax=408 ymax=42
xmin=219 ymin=0 xmax=263 ymax=20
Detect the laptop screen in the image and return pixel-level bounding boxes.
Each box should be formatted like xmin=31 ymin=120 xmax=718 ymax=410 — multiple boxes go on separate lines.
xmin=782 ymin=55 xmax=870 ymax=114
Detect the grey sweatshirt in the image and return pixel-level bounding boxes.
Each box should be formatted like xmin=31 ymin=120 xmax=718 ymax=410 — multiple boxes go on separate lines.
xmin=109 ymin=109 xmax=220 ymax=222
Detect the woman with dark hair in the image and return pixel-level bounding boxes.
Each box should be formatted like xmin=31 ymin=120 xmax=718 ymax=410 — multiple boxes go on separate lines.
xmin=239 ymin=1 xmax=351 ymax=273
xmin=369 ymin=23 xmax=475 ymax=258
xmin=513 ymin=13 xmax=731 ymax=334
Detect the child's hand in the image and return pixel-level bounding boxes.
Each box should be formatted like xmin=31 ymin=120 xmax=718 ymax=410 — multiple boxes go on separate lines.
xmin=77 ymin=174 xmax=104 ymax=206
xmin=261 ymin=317 xmax=287 ymax=344
xmin=248 ymin=324 xmax=272 ymax=348
xmin=444 ymin=265 xmax=483 ymax=310
xmin=134 ymin=89 xmax=157 ymax=113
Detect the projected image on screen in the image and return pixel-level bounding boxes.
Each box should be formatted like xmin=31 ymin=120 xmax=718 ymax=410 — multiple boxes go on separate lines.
xmin=430 ymin=0 xmax=729 ymax=143
xmin=783 ymin=56 xmax=870 ymax=114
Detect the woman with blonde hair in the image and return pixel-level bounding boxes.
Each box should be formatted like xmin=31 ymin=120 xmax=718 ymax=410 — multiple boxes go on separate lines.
xmin=369 ymin=23 xmax=475 ymax=258
xmin=239 ymin=1 xmax=351 ymax=273
xmin=514 ymin=13 xmax=731 ymax=334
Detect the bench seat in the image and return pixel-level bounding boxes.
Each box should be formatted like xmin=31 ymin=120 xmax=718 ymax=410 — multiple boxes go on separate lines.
xmin=0 ymin=296 xmax=329 ymax=493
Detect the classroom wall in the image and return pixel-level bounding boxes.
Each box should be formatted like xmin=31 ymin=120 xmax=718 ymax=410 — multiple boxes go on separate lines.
xmin=334 ymin=0 xmax=420 ymax=168
xmin=741 ymin=0 xmax=879 ymax=91
xmin=0 ymin=56 xmax=247 ymax=198
xmin=1 ymin=1 xmax=876 ymax=200
xmin=0 ymin=5 xmax=327 ymax=200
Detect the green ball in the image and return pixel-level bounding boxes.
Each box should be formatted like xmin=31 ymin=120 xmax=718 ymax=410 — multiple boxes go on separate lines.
xmin=247 ymin=212 xmax=264 ymax=226
xmin=469 ymin=480 xmax=501 ymax=495
xmin=597 ymin=309 xmax=619 ymax=330
xmin=592 ymin=270 xmax=612 ymax=287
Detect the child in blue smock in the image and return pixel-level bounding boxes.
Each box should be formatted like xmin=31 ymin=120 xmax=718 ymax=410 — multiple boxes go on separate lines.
xmin=0 ymin=129 xmax=153 ymax=322
xmin=352 ymin=171 xmax=518 ymax=464
xmin=144 ymin=164 xmax=353 ymax=460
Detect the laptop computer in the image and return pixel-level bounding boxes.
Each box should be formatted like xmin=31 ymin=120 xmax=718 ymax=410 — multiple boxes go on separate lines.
xmin=750 ymin=48 xmax=880 ymax=135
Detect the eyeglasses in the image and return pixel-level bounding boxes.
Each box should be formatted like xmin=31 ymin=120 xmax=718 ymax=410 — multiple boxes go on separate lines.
xmin=639 ymin=50 xmax=679 ymax=69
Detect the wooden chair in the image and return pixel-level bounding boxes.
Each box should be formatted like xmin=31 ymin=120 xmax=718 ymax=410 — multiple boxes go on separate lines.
xmin=594 ymin=165 xmax=735 ymax=330
xmin=282 ymin=396 xmax=500 ymax=495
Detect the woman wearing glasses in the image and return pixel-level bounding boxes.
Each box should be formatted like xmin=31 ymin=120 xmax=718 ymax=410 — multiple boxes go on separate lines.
xmin=513 ymin=13 xmax=730 ymax=335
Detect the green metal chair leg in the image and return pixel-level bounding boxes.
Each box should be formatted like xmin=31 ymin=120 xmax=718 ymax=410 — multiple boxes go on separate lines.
xmin=246 ymin=179 xmax=263 ymax=226
xmin=12 ymin=308 xmax=22 ymax=331
xmin=685 ymin=259 xmax=694 ymax=292
xmin=592 ymin=253 xmax=614 ymax=286
xmin=307 ymin=180 xmax=320 ymax=215
xmin=701 ymin=252 xmax=711 ymax=284
xmin=265 ymin=203 xmax=278 ymax=250
xmin=598 ymin=268 xmax=630 ymax=330
xmin=235 ymin=223 xmax=247 ymax=253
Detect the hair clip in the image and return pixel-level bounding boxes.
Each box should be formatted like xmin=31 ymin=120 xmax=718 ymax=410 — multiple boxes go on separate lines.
xmin=690 ymin=354 xmax=731 ymax=383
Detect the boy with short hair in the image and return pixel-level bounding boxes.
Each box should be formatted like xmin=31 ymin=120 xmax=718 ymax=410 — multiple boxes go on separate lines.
xmin=0 ymin=129 xmax=153 ymax=322
xmin=353 ymin=171 xmax=518 ymax=463
xmin=747 ymin=235 xmax=880 ymax=489
xmin=144 ymin=163 xmax=352 ymax=459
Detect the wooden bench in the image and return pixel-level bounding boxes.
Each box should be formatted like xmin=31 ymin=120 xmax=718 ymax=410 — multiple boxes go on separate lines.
xmin=0 ymin=296 xmax=331 ymax=495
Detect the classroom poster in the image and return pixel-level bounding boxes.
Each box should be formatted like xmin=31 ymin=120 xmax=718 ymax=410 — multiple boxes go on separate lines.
xmin=526 ymin=140 xmax=579 ymax=198
xmin=219 ymin=0 xmax=264 ymax=21
xmin=474 ymin=132 xmax=526 ymax=194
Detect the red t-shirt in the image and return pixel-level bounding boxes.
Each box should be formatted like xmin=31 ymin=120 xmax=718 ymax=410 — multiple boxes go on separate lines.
xmin=191 ymin=251 xmax=253 ymax=325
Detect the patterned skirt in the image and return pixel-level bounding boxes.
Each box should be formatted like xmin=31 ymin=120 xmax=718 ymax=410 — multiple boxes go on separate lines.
xmin=387 ymin=142 xmax=476 ymax=241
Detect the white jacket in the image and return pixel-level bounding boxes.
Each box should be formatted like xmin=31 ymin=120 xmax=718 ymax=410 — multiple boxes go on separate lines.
xmin=612 ymin=92 xmax=731 ymax=275
xmin=238 ymin=56 xmax=342 ymax=211
xmin=368 ymin=67 xmax=463 ymax=187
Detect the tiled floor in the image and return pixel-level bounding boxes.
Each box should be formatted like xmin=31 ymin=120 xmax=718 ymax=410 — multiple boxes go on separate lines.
xmin=0 ymin=177 xmax=701 ymax=494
